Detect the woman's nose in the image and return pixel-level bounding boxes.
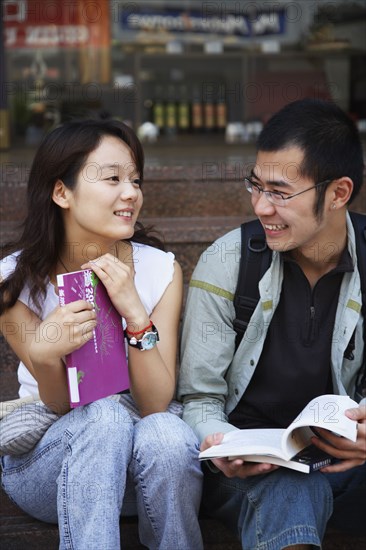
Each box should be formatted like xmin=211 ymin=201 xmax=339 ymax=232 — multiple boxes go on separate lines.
xmin=120 ymin=180 xmax=139 ymax=200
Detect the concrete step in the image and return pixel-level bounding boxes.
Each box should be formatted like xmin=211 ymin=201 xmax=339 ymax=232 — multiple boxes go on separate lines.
xmin=1 ymin=156 xmax=364 ymax=223
xmin=1 ymin=488 xmax=364 ymax=550
xmin=0 ymin=215 xmax=251 ymax=286
xmin=1 ymin=488 xmax=242 ymax=550
xmin=141 ymin=215 xmax=251 ymax=284
xmin=1 ymin=153 xmax=365 ymax=550
xmin=0 ymin=175 xmax=253 ymax=222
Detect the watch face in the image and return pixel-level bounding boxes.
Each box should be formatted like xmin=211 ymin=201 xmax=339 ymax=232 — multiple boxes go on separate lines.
xmin=141 ymin=331 xmax=158 ymax=350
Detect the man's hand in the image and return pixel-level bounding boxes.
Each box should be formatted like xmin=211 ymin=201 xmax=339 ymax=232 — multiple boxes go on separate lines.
xmin=314 ymin=403 xmax=366 ymax=473
xmin=201 ymin=432 xmax=278 ymax=479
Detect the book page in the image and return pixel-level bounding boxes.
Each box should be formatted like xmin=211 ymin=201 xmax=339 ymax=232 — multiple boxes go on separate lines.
xmin=199 ymin=428 xmax=289 ymax=461
xmin=281 ymin=394 xmax=358 ymax=457
xmin=198 ymin=394 xmax=358 ymax=464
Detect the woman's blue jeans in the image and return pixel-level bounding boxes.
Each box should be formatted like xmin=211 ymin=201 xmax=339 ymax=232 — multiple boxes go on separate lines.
xmin=1 ymin=398 xmax=203 ymax=550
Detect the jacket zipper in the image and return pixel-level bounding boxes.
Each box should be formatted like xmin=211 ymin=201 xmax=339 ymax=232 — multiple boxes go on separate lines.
xmin=307 ymin=305 xmax=316 ymax=345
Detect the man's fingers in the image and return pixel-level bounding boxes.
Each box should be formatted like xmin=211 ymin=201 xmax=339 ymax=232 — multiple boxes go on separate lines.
xmin=346 ymin=404 xmax=366 ymax=422
xmin=200 ymin=432 xmax=224 ymax=451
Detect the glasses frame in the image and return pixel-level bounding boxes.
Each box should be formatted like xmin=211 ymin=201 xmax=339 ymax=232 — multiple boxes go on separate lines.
xmin=244 ymin=177 xmax=332 ymax=207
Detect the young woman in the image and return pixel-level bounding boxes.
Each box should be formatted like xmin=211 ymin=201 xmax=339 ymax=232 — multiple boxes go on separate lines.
xmin=0 ymin=119 xmax=203 ymax=549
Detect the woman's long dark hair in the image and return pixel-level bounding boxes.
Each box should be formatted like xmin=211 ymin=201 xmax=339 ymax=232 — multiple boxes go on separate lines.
xmin=0 ymin=119 xmax=164 ymax=315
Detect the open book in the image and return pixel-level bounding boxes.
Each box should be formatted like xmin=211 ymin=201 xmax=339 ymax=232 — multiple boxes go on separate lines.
xmin=57 ymin=269 xmax=129 ymax=407
xmin=199 ymin=394 xmax=358 ymax=473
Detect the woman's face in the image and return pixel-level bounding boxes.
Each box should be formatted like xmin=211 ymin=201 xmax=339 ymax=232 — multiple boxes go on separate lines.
xmin=61 ymin=135 xmax=143 ymax=249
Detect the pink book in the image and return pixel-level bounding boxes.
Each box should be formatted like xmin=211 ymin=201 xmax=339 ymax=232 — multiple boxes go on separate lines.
xmin=57 ymin=269 xmax=129 ymax=407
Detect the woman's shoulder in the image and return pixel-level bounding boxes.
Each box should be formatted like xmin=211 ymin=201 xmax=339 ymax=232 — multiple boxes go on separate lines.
xmin=131 ymin=243 xmax=176 ymax=313
xmin=131 ymin=242 xmax=175 ymax=267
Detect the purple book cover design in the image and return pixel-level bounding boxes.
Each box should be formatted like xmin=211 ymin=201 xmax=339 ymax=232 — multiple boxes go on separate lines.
xmin=57 ymin=269 xmax=129 ymax=407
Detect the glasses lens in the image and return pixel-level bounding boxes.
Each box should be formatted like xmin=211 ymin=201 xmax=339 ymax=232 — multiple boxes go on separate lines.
xmin=268 ymin=194 xmax=280 ymax=206
xmin=244 ymin=179 xmax=286 ymax=206
xmin=244 ymin=178 xmax=253 ymax=193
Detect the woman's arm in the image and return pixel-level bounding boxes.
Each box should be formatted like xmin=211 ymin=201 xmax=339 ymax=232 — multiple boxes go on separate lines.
xmin=0 ymin=298 xmax=96 ymax=414
xmin=83 ymin=253 xmax=183 ymax=416
xmin=127 ymin=260 xmax=183 ymax=415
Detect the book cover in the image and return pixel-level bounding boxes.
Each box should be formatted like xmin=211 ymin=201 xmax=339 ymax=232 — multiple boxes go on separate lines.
xmin=199 ymin=395 xmax=358 ymax=473
xmin=57 ymin=269 xmax=129 ymax=408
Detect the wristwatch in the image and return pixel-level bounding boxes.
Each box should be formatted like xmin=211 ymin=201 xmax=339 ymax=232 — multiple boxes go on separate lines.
xmin=125 ymin=324 xmax=159 ymax=351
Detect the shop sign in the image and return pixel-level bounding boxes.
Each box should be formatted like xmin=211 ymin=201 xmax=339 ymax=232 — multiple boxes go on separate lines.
xmin=3 ymin=0 xmax=109 ymax=48
xmin=117 ymin=6 xmax=286 ymax=39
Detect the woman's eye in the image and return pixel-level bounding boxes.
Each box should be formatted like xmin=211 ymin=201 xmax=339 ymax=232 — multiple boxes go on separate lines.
xmin=107 ymin=176 xmax=119 ymax=182
xmin=133 ymin=178 xmax=142 ymax=186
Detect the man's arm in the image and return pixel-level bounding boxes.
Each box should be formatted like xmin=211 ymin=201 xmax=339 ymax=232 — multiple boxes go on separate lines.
xmin=178 ymin=233 xmax=241 ymax=442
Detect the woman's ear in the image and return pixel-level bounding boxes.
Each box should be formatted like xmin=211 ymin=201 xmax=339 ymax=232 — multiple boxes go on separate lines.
xmin=52 ymin=180 xmax=70 ymax=209
xmin=330 ymin=177 xmax=353 ymax=209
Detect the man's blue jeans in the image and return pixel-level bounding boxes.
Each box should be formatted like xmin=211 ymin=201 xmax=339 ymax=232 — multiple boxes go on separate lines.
xmin=1 ymin=398 xmax=203 ymax=550
xmin=202 ymin=464 xmax=333 ymax=549
xmin=325 ymin=463 xmax=366 ymax=535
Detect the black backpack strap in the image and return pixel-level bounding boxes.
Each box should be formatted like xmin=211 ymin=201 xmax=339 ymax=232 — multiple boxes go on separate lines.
xmin=349 ymin=211 xmax=366 ymax=399
xmin=233 ymin=220 xmax=272 ymax=351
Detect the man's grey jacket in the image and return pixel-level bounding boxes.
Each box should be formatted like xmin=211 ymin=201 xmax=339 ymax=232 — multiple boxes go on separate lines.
xmin=178 ymin=213 xmax=364 ymax=442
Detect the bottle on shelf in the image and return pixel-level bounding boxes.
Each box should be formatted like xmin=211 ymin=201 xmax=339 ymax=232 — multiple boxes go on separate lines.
xmin=152 ymin=85 xmax=165 ymax=131
xmin=216 ymin=83 xmax=227 ymax=133
xmin=165 ymin=84 xmax=177 ymax=136
xmin=203 ymin=87 xmax=215 ymax=133
xmin=191 ymin=86 xmax=203 ymax=134
xmin=177 ymin=84 xmax=190 ymax=134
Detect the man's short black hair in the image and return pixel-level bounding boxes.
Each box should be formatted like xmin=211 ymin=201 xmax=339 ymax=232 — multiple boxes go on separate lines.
xmin=257 ymin=99 xmax=364 ymax=215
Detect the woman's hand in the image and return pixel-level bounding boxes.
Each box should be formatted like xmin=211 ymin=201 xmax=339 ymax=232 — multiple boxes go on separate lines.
xmin=81 ymin=253 xmax=148 ymax=329
xmin=1 ymin=298 xmax=96 ymax=413
xmin=29 ymin=300 xmax=97 ymax=367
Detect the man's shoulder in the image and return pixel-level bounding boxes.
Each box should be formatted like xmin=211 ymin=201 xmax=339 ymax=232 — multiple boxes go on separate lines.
xmin=205 ymin=227 xmax=242 ymax=257
xmin=191 ymin=227 xmax=242 ymax=294
xmin=196 ymin=227 xmax=242 ymax=270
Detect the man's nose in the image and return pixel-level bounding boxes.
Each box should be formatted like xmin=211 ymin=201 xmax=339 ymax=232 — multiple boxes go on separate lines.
xmin=252 ymin=191 xmax=276 ymax=217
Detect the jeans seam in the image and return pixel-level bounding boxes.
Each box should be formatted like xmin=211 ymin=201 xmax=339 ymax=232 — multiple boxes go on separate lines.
xmin=1 ymin=438 xmax=62 ymax=475
xmin=263 ymin=526 xmax=321 ymax=550
xmin=60 ymin=433 xmax=73 ymax=550
xmin=133 ymin=452 xmax=159 ymax=539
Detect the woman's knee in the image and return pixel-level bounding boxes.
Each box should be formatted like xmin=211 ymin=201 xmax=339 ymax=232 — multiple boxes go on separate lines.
xmin=66 ymin=398 xmax=134 ymax=445
xmin=134 ymin=412 xmax=200 ymax=464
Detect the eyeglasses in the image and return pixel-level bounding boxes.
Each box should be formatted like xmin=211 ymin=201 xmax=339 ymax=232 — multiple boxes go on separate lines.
xmin=244 ymin=177 xmax=332 ymax=207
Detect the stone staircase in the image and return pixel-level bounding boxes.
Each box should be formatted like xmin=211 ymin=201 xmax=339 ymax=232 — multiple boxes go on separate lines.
xmin=140 ymin=163 xmax=254 ymax=287
xmin=1 ymin=147 xmax=365 ymax=548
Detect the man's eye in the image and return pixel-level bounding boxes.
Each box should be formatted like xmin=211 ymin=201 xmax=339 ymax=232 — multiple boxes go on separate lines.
xmin=252 ymin=182 xmax=263 ymax=191
xmin=271 ymin=190 xmax=285 ymax=198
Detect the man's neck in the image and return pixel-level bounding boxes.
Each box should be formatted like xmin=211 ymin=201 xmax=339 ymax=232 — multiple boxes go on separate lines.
xmin=289 ymin=217 xmax=348 ymax=288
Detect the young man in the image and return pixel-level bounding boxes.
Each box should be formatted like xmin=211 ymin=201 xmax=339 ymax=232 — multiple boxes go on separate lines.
xmin=178 ymin=99 xmax=366 ymax=549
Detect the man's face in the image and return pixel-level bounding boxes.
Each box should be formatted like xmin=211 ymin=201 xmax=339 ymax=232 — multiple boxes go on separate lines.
xmin=251 ymin=147 xmax=331 ymax=254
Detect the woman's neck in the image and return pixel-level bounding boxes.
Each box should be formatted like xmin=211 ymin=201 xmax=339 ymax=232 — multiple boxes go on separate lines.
xmin=57 ymin=241 xmax=119 ymax=273
xmin=56 ymin=240 xmax=134 ymax=274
